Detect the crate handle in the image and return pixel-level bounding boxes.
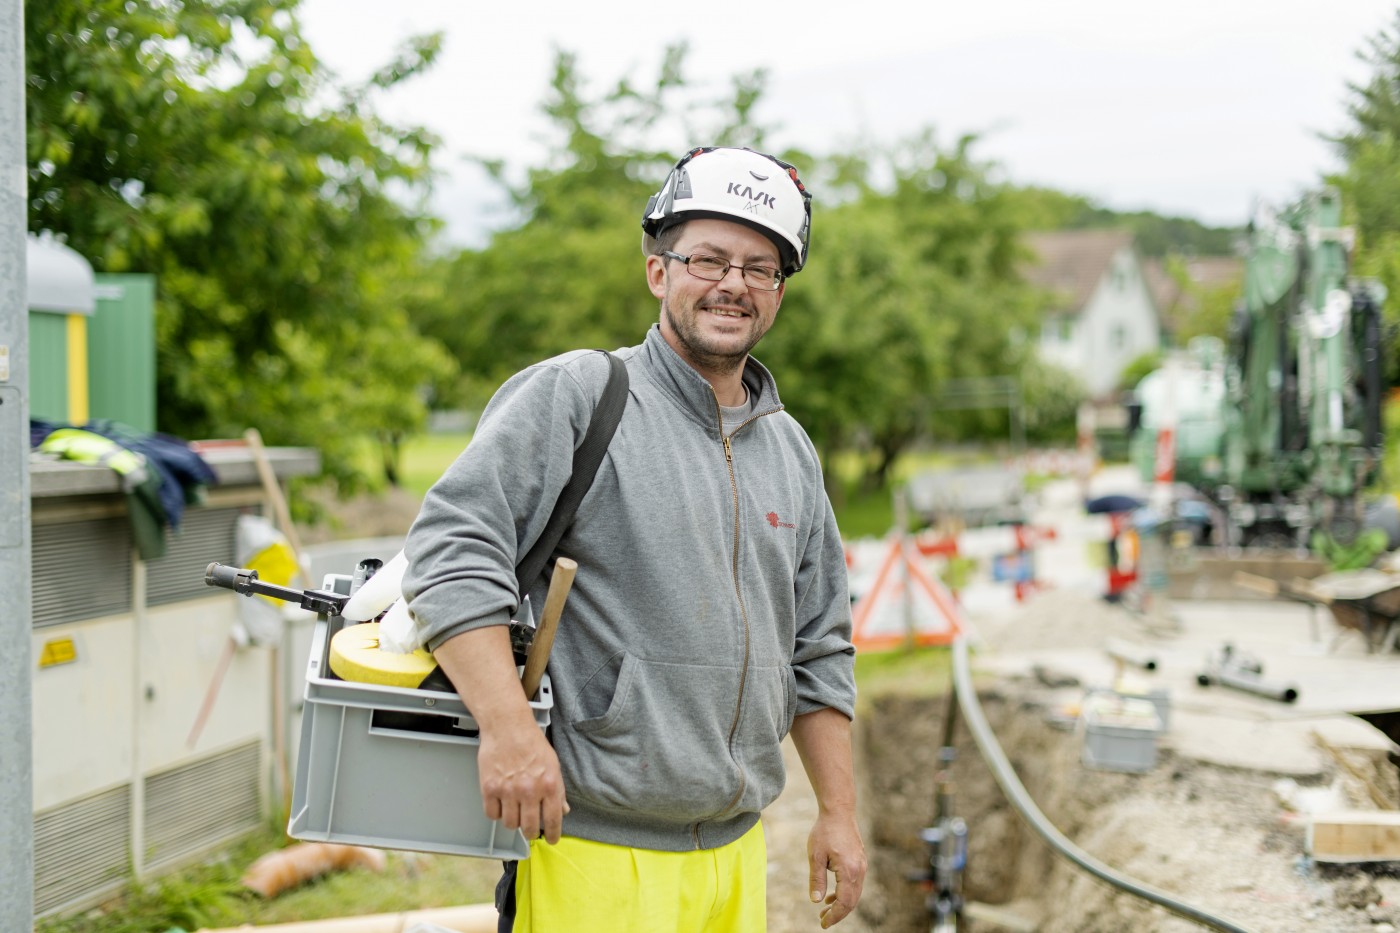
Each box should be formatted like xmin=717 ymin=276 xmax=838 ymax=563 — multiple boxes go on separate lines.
xmin=365 ymin=723 xmax=481 ymax=747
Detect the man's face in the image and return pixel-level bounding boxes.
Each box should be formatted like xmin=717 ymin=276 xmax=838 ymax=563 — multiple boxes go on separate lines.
xmin=647 ymin=218 xmax=785 ymax=377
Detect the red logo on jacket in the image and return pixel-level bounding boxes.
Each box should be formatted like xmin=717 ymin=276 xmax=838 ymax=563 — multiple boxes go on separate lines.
xmin=766 ymin=511 xmax=796 ymax=529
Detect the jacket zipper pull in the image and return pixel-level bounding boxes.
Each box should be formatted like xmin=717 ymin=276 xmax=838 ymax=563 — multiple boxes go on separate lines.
xmin=722 ymin=435 xmax=733 ymax=463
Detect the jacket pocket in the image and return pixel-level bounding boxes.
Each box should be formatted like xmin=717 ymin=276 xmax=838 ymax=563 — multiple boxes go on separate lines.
xmin=727 ymin=663 xmax=795 ymax=814
xmin=559 ymin=652 xmax=741 ymax=822
xmin=737 ymin=663 xmax=797 ymax=747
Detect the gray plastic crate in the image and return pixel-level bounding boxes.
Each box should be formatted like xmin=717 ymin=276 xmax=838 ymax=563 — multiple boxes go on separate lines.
xmin=1090 ymin=686 xmax=1171 ymax=732
xmin=1081 ymin=696 xmax=1160 ymax=773
xmin=288 ymin=615 xmax=552 ymax=858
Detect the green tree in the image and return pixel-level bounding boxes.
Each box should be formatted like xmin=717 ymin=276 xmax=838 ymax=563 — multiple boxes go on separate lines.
xmin=1332 ymin=10 xmax=1400 ymax=383
xmin=1117 ymin=349 xmax=1163 ymax=395
xmin=421 ymin=46 xmax=767 ymax=409
xmin=1018 ymin=357 xmax=1089 ymax=444
xmin=427 ymin=49 xmax=1044 ymax=500
xmin=26 ymin=0 xmax=455 ymax=488
xmin=1161 ymin=254 xmax=1241 ymax=343
xmin=1008 ymin=186 xmax=1239 ymax=257
xmin=770 ymin=132 xmax=1043 ymax=491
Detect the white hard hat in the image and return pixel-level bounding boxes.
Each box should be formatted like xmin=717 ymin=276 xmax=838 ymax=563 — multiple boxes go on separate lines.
xmin=641 ymin=146 xmax=812 ymax=276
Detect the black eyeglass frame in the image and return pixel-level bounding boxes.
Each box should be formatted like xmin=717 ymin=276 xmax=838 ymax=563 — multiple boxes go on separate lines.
xmin=660 ymin=251 xmax=786 ymax=291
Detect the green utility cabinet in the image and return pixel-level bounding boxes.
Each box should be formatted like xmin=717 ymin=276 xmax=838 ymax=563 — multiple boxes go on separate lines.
xmin=30 ymin=273 xmax=156 ymax=432
xmin=88 ymin=274 xmax=156 ymax=432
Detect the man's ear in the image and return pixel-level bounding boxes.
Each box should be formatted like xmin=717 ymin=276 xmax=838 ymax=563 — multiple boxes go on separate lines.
xmin=646 ymin=254 xmax=668 ymax=300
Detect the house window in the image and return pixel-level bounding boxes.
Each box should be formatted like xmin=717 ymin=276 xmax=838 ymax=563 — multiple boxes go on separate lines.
xmin=1113 ymin=257 xmax=1133 ymax=291
xmin=1110 ymin=324 xmax=1126 ymax=350
xmin=1042 ymin=317 xmax=1072 ymax=345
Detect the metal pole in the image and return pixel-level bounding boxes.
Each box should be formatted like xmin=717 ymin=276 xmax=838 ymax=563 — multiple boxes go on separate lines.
xmin=894 ymin=487 xmax=914 ymax=651
xmin=0 ymin=0 xmax=34 ymax=928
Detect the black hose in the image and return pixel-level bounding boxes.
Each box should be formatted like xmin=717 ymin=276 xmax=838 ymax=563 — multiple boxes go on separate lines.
xmin=941 ymin=682 xmax=960 ymax=752
xmin=950 ymin=636 xmax=1258 ymax=933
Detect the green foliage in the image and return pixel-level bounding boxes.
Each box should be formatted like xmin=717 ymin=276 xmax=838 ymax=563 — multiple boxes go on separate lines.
xmin=940 ymin=555 xmax=978 ymax=591
xmin=1017 ymin=357 xmax=1089 ymax=444
xmin=422 ymin=49 xmax=1051 ymax=494
xmin=1332 ymin=10 xmax=1400 ymax=384
xmin=26 ymin=0 xmax=456 ymax=489
xmin=770 ymin=132 xmax=1044 ymax=488
xmin=419 ymin=48 xmax=695 ymax=407
xmin=1384 ymin=396 xmax=1400 ymax=495
xmin=35 ymin=844 xmax=248 ymax=933
xmin=34 ymin=825 xmax=500 ymax=933
xmin=830 ymin=482 xmax=899 ymax=539
xmin=852 ymin=644 xmax=952 ymax=706
xmin=1007 ymin=187 xmax=1239 ymax=257
xmin=1117 ymin=349 xmax=1163 ymax=394
xmin=401 ymin=430 xmax=473 ymax=496
xmin=1310 ymin=527 xmax=1390 ymax=571
xmin=1162 ymin=254 xmax=1242 ymax=343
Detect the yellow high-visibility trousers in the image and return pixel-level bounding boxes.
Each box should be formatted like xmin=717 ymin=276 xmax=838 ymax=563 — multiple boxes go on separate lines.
xmin=514 ymin=822 xmax=767 ymax=932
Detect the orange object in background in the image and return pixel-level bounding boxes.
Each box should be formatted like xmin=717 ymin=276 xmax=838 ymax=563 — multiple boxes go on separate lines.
xmin=1105 ymin=512 xmax=1140 ymax=602
xmin=241 ymin=842 xmax=387 ymax=898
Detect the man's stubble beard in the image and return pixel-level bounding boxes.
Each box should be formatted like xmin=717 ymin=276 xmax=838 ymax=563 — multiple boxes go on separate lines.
xmin=661 ymin=295 xmax=770 ymax=378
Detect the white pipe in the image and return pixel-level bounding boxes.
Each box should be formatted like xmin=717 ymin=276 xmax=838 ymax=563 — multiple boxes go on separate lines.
xmin=197 ymin=902 xmax=498 ymax=933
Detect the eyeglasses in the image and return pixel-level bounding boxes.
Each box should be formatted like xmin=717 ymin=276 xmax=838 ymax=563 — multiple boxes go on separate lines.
xmin=661 ymin=251 xmax=785 ymax=291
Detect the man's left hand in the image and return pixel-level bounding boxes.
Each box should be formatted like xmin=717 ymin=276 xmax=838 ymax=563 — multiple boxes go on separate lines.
xmin=808 ymin=811 xmax=866 ymax=928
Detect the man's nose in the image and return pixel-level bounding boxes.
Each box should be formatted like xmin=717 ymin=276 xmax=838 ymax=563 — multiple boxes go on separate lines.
xmin=717 ymin=263 xmax=748 ymax=289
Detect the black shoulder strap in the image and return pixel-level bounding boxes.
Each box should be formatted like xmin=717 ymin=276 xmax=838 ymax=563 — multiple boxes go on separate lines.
xmin=514 ymin=351 xmax=628 ymax=594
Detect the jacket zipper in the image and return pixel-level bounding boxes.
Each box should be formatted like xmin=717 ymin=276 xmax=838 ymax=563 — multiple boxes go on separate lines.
xmin=691 ymin=394 xmax=778 ymax=847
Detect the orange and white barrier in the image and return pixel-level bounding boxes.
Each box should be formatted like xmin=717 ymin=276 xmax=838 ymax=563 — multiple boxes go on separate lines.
xmin=848 ymin=535 xmax=963 ymax=651
xmin=845 ymin=521 xmax=1059 ymax=650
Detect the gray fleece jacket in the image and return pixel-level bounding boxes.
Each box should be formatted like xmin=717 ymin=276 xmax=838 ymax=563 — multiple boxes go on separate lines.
xmin=402 ymin=325 xmax=856 ymax=852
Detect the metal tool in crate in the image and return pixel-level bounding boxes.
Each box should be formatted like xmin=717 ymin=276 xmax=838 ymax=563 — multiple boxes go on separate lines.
xmin=205 ymin=557 xmax=575 ymax=698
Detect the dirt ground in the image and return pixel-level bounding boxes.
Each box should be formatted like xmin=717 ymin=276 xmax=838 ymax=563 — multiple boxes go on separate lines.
xmin=850 ymin=587 xmax=1400 ymax=933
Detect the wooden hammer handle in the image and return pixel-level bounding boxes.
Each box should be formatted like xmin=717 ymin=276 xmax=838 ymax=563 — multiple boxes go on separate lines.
xmin=521 ymin=557 xmax=577 ymax=701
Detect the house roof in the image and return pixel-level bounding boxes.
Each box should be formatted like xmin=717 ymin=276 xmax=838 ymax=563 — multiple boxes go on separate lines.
xmin=1022 ymin=229 xmax=1136 ymax=314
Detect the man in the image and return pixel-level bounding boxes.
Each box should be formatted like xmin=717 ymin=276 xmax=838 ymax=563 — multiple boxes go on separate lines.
xmin=401 ymin=146 xmax=864 ymax=931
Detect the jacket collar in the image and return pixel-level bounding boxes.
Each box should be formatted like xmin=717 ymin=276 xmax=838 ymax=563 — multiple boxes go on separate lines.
xmin=640 ymin=325 xmax=784 ymax=429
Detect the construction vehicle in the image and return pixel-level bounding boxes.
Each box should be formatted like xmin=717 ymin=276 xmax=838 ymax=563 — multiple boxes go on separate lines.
xmin=1128 ymin=187 xmax=1389 ymax=555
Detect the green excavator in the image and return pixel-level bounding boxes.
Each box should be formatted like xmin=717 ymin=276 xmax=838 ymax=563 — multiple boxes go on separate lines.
xmin=1129 ymin=187 xmax=1390 ymax=562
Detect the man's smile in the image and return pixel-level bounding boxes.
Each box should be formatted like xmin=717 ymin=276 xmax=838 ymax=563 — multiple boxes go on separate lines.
xmin=702 ymin=304 xmax=751 ymax=319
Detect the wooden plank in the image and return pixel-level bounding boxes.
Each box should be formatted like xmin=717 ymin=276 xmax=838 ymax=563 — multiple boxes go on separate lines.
xmin=964 ymin=900 xmax=1040 ymax=932
xmin=1309 ymin=810 xmax=1400 ymax=862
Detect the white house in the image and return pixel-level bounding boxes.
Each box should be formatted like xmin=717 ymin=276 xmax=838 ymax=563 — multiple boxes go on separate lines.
xmin=1023 ymin=230 xmax=1161 ymax=399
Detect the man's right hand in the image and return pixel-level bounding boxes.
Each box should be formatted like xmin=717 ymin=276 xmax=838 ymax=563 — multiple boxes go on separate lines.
xmin=478 ymin=720 xmax=569 ymax=843
xmin=433 ymin=624 xmax=570 ymax=844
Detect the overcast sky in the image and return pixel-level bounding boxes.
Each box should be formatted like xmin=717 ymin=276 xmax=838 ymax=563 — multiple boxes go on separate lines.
xmin=297 ymin=0 xmax=1398 ymax=245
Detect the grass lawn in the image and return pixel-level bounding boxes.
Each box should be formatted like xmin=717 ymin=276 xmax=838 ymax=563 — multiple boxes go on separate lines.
xmin=34 ymin=822 xmax=502 ymax=933
xmin=400 ymin=432 xmax=471 ymax=497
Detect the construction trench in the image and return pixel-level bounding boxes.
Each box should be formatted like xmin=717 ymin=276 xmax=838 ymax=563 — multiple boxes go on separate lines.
xmin=845 ymin=583 xmax=1400 ymax=933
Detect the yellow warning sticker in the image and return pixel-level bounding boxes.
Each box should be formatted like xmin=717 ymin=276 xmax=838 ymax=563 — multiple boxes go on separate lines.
xmin=246 ymin=541 xmax=299 ymax=606
xmin=38 ymin=637 xmax=78 ymax=669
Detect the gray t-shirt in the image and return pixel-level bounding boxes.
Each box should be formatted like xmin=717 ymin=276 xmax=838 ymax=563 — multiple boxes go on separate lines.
xmin=720 ymin=385 xmax=754 ymax=430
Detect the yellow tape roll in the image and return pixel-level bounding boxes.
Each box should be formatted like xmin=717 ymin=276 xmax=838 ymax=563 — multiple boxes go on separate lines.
xmin=328 ymin=622 xmax=437 ymax=688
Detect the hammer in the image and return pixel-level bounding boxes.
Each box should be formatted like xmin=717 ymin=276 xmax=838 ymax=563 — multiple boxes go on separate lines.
xmin=520 ymin=557 xmax=577 ymax=701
